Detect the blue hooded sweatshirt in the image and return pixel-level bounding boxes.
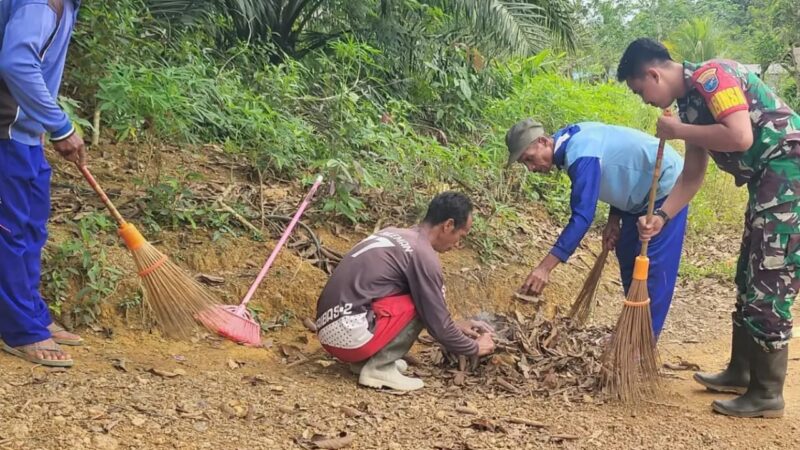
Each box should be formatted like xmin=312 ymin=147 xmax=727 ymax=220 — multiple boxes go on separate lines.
xmin=0 ymin=0 xmax=79 ymax=145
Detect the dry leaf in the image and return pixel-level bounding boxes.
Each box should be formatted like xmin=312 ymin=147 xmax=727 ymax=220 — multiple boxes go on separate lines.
xmin=312 ymin=432 xmax=355 ymax=449
xmin=469 ymin=418 xmax=507 ymax=433
xmin=111 ymin=359 xmax=128 ymax=372
xmin=242 ymin=375 xmax=268 ymax=385
xmin=196 ymin=273 xmax=225 ymax=286
xmin=149 ymin=368 xmax=179 ymax=378
xmin=339 ymin=405 xmax=363 ymax=418
xmin=455 ymin=406 xmax=479 ymax=415
xmin=302 ymin=318 xmax=318 ymax=332
xmin=227 ymin=359 xmax=242 ymax=370
xmin=280 ymin=344 xmax=303 ymax=358
xmin=513 ymin=292 xmax=540 ymax=304
xmin=663 ymin=360 xmax=701 ymax=371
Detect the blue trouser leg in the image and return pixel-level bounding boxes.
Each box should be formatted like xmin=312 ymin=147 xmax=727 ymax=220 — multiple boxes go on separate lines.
xmin=616 ymin=204 xmax=688 ymax=339
xmin=27 ymin=147 xmax=53 ymax=329
xmin=0 ymin=140 xmax=52 ymax=347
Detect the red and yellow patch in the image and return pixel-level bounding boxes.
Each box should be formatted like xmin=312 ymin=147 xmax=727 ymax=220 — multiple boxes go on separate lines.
xmin=709 ymin=87 xmax=747 ymax=118
xmin=692 ymin=63 xmax=748 ymax=120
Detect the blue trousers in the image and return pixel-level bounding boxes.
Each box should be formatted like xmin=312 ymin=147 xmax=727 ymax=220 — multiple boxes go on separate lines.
xmin=616 ymin=202 xmax=688 ymax=339
xmin=0 ymin=139 xmax=53 ymax=347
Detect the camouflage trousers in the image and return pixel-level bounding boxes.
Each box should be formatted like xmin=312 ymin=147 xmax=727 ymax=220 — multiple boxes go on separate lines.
xmin=734 ymin=200 xmax=800 ymax=351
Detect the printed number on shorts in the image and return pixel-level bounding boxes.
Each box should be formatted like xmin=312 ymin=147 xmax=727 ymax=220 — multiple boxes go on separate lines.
xmin=318 ymin=303 xmax=353 ymax=326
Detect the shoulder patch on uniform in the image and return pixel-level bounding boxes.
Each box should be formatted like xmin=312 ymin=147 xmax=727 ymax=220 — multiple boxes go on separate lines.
xmin=696 ymin=67 xmax=719 ymax=93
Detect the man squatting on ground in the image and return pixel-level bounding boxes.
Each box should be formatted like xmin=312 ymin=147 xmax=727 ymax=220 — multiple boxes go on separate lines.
xmin=618 ymin=37 xmax=800 ymax=418
xmin=314 ymin=192 xmax=496 ymax=391
xmin=0 ymin=0 xmax=86 ymax=367
xmin=506 ymin=119 xmax=687 ymax=338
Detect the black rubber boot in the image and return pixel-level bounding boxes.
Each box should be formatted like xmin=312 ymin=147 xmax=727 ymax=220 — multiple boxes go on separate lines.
xmin=693 ymin=313 xmax=750 ymax=394
xmin=712 ymin=341 xmax=787 ymax=418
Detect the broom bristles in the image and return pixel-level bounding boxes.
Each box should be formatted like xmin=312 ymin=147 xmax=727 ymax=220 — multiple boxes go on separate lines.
xmin=131 ymin=242 xmax=228 ymax=339
xmin=569 ymin=248 xmax=609 ymax=325
xmin=599 ymin=279 xmax=661 ymax=402
xmin=196 ymin=305 xmax=262 ymax=346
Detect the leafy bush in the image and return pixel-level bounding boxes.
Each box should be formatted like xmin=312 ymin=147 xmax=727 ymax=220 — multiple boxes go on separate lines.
xmin=98 ymin=63 xmax=219 ymax=142
xmin=133 ymin=175 xmax=235 ymax=240
xmin=94 ymin=37 xmax=656 ymax=231
xmin=78 ymin=0 xmax=662 ymax=245
xmin=41 ymin=213 xmax=122 ymax=325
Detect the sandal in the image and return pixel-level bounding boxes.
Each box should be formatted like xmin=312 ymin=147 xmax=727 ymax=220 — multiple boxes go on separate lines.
xmin=2 ymin=340 xmax=74 ymax=367
xmin=48 ymin=322 xmax=84 ymax=346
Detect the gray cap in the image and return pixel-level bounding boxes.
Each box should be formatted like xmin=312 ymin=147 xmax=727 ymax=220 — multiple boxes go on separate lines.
xmin=505 ymin=118 xmax=545 ymax=167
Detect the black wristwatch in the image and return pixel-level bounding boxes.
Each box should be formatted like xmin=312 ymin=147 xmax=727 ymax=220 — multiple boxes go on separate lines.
xmin=653 ymin=208 xmax=671 ymax=226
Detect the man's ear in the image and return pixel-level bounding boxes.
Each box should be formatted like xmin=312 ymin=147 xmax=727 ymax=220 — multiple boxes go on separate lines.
xmin=443 ymin=218 xmax=456 ymax=233
xmin=645 ymin=67 xmax=660 ymax=82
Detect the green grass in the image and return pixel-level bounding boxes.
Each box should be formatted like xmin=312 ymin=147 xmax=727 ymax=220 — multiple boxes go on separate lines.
xmin=679 ymin=258 xmax=736 ymax=281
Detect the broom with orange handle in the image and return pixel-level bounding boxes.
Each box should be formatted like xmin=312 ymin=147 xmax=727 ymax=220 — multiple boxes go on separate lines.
xmin=599 ymin=109 xmax=672 ymax=402
xmin=77 ymin=163 xmax=226 ymax=339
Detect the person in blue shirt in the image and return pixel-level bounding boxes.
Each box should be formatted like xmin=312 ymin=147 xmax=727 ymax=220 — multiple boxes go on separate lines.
xmin=506 ymin=119 xmax=687 ymax=338
xmin=0 ymin=0 xmax=84 ymax=367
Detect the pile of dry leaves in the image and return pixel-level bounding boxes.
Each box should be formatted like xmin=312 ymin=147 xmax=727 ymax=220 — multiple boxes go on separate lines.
xmin=416 ymin=312 xmax=612 ymax=401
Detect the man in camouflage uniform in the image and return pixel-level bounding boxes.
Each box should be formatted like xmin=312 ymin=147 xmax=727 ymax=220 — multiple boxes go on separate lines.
xmin=617 ymin=38 xmax=800 ymax=418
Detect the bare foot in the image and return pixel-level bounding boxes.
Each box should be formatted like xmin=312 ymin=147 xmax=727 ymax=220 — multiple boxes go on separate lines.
xmin=14 ymin=338 xmax=72 ymax=362
xmin=48 ymin=322 xmax=83 ymax=344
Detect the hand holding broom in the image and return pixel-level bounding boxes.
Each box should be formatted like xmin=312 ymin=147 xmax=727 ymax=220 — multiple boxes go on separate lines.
xmin=77 ymin=163 xmax=226 ymax=339
xmin=599 ymin=109 xmax=673 ymax=402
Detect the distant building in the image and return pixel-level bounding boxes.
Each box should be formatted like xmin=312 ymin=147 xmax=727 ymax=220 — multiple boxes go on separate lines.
xmin=742 ymin=63 xmax=788 ymax=88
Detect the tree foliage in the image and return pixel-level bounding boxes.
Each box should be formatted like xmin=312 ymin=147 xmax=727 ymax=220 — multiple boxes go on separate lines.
xmin=146 ymin=0 xmax=580 ymax=61
xmin=664 ymin=17 xmax=726 ymax=62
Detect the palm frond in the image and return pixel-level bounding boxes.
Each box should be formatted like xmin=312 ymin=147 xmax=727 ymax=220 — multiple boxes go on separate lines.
xmin=432 ymin=0 xmax=578 ymax=56
xmin=664 ymin=17 xmax=724 ymax=62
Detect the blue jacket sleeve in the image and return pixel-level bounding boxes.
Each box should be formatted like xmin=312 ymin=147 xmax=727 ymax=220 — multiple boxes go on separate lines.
xmin=0 ymin=3 xmax=73 ymax=138
xmin=551 ymin=157 xmax=601 ymax=262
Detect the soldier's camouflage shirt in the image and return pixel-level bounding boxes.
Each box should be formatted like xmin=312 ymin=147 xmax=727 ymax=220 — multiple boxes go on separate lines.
xmin=677 ymin=60 xmax=800 ymax=214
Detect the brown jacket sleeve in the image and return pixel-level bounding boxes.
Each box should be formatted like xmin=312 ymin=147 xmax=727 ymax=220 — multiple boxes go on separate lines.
xmin=406 ymin=249 xmax=478 ymax=356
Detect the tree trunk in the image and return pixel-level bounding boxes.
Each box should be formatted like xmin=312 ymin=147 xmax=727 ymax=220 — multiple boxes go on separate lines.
xmin=793 ymin=46 xmax=800 ymax=91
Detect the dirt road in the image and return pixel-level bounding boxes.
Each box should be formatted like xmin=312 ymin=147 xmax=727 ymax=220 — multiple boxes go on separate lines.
xmin=1 ymin=275 xmax=798 ymax=450
xmin=2 ymin=145 xmax=796 ymax=449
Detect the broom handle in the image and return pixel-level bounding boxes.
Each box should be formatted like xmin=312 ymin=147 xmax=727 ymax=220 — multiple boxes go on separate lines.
xmin=239 ymin=175 xmax=324 ymax=308
xmin=76 ymin=163 xmax=127 ymax=227
xmin=640 ymin=109 xmax=672 ymax=257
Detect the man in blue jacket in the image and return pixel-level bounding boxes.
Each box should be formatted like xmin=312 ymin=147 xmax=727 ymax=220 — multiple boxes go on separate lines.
xmin=507 ymin=119 xmax=687 ymax=338
xmin=0 ymin=0 xmax=84 ymax=367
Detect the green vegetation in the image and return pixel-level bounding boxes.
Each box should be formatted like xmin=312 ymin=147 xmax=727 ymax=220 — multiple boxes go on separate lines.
xmin=44 ymin=0 xmax=798 ymax=320
xmin=41 ymin=213 xmax=122 ymax=324
xmin=579 ymin=0 xmax=799 ymax=109
xmin=679 ymin=257 xmax=737 ymax=282
xmin=134 ymin=175 xmax=235 ymax=239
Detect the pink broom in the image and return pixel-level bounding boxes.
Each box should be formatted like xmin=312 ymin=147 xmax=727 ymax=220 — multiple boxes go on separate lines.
xmin=198 ymin=175 xmax=323 ymax=345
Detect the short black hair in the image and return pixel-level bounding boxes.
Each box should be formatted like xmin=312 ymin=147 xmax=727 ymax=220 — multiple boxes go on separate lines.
xmin=617 ymin=38 xmax=673 ymax=82
xmin=422 ymin=191 xmax=473 ymax=229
